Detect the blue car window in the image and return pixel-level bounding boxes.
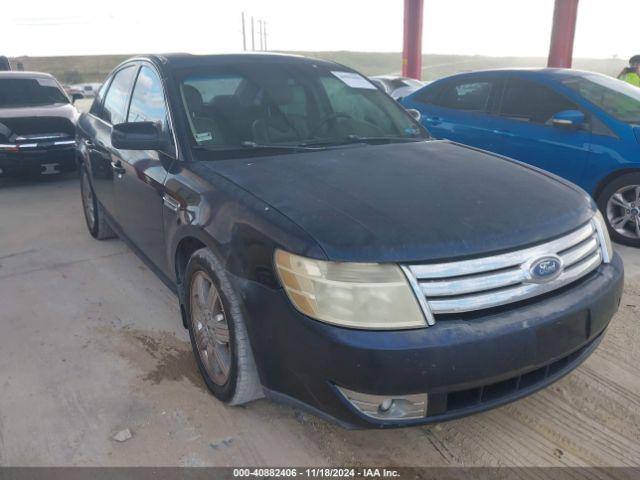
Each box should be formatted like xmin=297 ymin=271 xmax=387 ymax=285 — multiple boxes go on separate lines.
xmin=562 ymin=74 xmax=640 ymax=124
xmin=435 ymin=81 xmax=492 ymax=112
xmin=500 ymin=78 xmax=578 ymax=124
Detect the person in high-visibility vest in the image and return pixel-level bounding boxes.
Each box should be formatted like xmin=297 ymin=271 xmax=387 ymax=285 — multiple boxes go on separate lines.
xmin=618 ymin=55 xmax=640 ymax=87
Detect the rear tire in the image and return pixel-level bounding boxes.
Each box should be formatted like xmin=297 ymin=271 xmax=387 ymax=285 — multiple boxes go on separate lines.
xmin=597 ymin=172 xmax=640 ymax=248
xmin=185 ymin=248 xmax=263 ymax=405
xmin=80 ymin=165 xmax=115 ymax=240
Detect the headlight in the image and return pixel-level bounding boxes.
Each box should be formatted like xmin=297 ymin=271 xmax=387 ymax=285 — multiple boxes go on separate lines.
xmin=274 ymin=249 xmax=426 ymax=329
xmin=593 ymin=210 xmax=613 ymax=263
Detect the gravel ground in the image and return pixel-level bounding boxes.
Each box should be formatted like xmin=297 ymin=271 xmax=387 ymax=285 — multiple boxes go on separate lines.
xmin=0 ymin=172 xmax=638 ymax=468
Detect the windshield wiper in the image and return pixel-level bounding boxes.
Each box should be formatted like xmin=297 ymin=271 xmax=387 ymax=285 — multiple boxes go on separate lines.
xmin=239 ymin=141 xmax=323 ymax=151
xmin=300 ymin=135 xmax=425 ymax=147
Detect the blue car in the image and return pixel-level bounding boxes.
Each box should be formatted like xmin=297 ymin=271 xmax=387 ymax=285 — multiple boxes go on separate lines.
xmin=402 ymin=69 xmax=640 ymax=247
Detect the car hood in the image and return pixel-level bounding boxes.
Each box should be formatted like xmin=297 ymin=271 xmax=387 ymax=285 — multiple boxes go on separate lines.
xmin=198 ymin=140 xmax=595 ymax=263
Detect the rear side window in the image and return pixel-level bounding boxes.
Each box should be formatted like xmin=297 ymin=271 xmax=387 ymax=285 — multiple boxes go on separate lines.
xmin=500 ymin=78 xmax=578 ymax=124
xmin=89 ymin=81 xmax=109 ymax=116
xmin=102 ymin=66 xmax=137 ymax=125
xmin=413 ymin=84 xmax=442 ymax=105
xmin=435 ymin=81 xmax=493 ymax=112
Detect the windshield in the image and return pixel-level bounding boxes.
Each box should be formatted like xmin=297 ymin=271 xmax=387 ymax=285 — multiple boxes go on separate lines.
xmin=561 ymin=74 xmax=640 ymax=124
xmin=0 ymin=77 xmax=69 ymax=108
xmin=175 ymin=62 xmax=426 ymax=154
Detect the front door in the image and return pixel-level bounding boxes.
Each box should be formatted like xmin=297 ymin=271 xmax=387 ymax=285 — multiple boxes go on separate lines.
xmin=114 ymin=65 xmax=176 ymax=273
xmin=86 ymin=66 xmax=137 ymax=216
xmin=489 ymin=77 xmax=591 ymax=186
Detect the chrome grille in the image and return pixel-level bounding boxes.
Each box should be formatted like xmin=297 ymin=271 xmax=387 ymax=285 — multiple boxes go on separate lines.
xmin=405 ymin=220 xmax=605 ymax=317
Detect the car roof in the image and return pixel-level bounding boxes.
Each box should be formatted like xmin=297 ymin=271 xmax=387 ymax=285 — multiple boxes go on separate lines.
xmin=127 ymin=52 xmax=346 ymax=72
xmin=431 ymin=67 xmax=603 ymax=83
xmin=0 ymin=71 xmax=56 ymax=80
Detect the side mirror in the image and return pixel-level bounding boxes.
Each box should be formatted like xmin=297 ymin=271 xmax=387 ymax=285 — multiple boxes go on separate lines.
xmin=551 ymin=110 xmax=585 ymax=129
xmin=407 ymin=108 xmax=421 ymax=122
xmin=71 ymin=93 xmax=84 ymax=104
xmin=111 ymin=122 xmax=168 ymax=151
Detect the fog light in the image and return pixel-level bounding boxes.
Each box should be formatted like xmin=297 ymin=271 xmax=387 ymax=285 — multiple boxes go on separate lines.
xmin=336 ymin=386 xmax=428 ymax=421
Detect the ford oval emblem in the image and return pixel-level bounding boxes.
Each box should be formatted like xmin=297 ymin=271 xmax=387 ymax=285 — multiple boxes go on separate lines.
xmin=528 ymin=256 xmax=563 ymax=283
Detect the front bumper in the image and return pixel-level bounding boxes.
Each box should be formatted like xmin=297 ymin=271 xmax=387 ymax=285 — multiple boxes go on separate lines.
xmin=0 ymin=145 xmax=77 ymax=176
xmin=237 ymin=253 xmax=624 ymax=429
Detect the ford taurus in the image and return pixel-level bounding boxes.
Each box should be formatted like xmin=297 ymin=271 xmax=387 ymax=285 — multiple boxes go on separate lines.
xmin=76 ymin=54 xmax=623 ymax=428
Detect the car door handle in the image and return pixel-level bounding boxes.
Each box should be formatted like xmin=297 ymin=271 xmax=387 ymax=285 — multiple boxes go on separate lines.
xmin=425 ymin=116 xmax=442 ymax=125
xmin=163 ymin=194 xmax=180 ymax=212
xmin=111 ymin=159 xmax=126 ymax=175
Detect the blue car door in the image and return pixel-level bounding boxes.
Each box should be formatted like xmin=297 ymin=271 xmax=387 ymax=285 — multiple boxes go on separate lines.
xmin=407 ymin=77 xmax=501 ymax=151
xmin=488 ymin=77 xmax=591 ymax=186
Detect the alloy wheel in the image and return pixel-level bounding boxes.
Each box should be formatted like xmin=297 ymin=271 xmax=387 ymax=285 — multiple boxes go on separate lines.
xmin=606 ymin=185 xmax=640 ymax=240
xmin=190 ymin=270 xmax=232 ymax=386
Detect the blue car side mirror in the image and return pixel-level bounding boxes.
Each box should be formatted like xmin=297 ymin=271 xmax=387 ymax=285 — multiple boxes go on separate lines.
xmin=551 ymin=110 xmax=585 ymax=129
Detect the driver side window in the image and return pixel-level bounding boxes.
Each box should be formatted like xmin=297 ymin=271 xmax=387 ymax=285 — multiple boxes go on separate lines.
xmin=127 ymin=66 xmax=173 ymax=155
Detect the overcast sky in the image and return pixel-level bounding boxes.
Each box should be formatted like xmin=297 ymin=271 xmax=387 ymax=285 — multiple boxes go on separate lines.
xmin=2 ymin=0 xmax=637 ymax=60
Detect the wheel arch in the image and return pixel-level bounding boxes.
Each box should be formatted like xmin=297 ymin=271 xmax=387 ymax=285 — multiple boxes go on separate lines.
xmin=593 ymin=167 xmax=640 ymax=202
xmin=174 ymin=235 xmax=209 ymax=328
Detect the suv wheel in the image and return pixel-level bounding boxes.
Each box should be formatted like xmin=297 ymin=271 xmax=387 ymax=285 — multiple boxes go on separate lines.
xmin=597 ymin=172 xmax=640 ymax=247
xmin=80 ymin=165 xmax=115 ymax=240
xmin=185 ymin=248 xmax=263 ymax=405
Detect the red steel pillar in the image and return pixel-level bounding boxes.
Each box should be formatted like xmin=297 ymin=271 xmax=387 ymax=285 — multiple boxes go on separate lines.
xmin=402 ymin=0 xmax=424 ymax=80
xmin=547 ymin=0 xmax=579 ymax=68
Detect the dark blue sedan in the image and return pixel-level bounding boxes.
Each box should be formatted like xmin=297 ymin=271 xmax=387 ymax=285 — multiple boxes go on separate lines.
xmin=402 ymin=69 xmax=640 ymax=247
xmin=77 ymin=55 xmax=622 ymax=428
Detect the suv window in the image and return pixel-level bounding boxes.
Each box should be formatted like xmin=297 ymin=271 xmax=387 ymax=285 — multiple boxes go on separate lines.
xmin=500 ymin=78 xmax=578 ymax=124
xmin=435 ymin=80 xmax=492 ymax=111
xmin=102 ymin=66 xmax=137 ymax=125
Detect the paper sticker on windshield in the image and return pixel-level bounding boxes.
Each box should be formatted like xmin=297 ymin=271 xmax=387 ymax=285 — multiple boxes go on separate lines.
xmin=195 ymin=132 xmax=213 ymax=142
xmin=36 ymin=77 xmax=58 ymax=88
xmin=331 ymin=71 xmax=377 ymax=90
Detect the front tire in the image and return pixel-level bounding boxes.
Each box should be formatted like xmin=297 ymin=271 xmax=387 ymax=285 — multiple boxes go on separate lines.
xmin=185 ymin=248 xmax=263 ymax=405
xmin=597 ymin=172 xmax=640 ymax=248
xmin=80 ymin=165 xmax=115 ymax=240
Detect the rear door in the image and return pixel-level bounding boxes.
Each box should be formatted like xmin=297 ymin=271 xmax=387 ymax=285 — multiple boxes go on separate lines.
xmin=489 ymin=77 xmax=592 ymax=185
xmin=114 ymin=64 xmax=177 ymax=271
xmin=84 ymin=65 xmax=137 ymax=217
xmin=413 ymin=77 xmax=502 ymax=150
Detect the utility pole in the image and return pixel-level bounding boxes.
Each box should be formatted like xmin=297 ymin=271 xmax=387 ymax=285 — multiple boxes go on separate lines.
xmin=258 ymin=20 xmax=264 ymax=51
xmin=251 ymin=16 xmax=255 ymax=51
xmin=241 ymin=12 xmax=247 ymax=51
xmin=263 ymin=21 xmax=267 ymax=51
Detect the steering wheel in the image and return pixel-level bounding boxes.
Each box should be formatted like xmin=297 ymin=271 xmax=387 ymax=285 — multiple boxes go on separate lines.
xmin=310 ymin=113 xmax=354 ymax=137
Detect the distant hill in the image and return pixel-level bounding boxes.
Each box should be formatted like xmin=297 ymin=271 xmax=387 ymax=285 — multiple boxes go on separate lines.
xmin=8 ymin=52 xmax=626 ymax=84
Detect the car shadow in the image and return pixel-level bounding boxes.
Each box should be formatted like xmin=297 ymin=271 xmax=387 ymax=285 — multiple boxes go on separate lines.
xmin=0 ymin=171 xmax=79 ymax=190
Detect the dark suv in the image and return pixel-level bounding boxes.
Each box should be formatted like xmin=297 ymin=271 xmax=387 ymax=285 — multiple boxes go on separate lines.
xmin=77 ymin=54 xmax=623 ymax=428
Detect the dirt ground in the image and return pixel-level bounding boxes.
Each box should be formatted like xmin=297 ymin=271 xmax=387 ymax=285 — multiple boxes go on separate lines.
xmin=0 ymin=172 xmax=639 ymax=468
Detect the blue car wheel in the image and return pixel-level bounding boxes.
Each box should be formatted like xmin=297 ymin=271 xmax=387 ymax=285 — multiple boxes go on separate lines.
xmin=598 ymin=172 xmax=640 ymax=247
